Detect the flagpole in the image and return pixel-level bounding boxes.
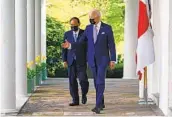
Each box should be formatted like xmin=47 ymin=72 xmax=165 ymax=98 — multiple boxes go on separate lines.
xmin=138 ymin=67 xmax=148 ymax=105
xmin=138 ymin=66 xmax=155 ymax=105
xmin=144 ymin=67 xmax=148 ymax=104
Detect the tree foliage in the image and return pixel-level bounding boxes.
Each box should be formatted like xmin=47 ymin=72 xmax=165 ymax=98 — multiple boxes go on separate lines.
xmin=47 ymin=0 xmax=125 ymax=43
xmin=46 ymin=0 xmax=124 ymax=77
xmin=69 ymin=0 xmax=125 ymax=43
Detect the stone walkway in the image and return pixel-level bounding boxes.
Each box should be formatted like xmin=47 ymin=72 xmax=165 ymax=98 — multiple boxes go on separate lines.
xmin=18 ymin=78 xmax=164 ymax=116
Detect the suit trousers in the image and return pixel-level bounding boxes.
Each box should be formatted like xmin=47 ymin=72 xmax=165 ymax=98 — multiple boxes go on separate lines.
xmin=68 ymin=60 xmax=89 ymax=103
xmin=90 ymin=59 xmax=107 ymax=108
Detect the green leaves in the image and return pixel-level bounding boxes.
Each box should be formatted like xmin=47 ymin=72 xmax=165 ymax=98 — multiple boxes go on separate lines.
xmin=36 ymin=64 xmax=42 ymax=75
xmin=46 ymin=15 xmax=65 ymax=77
xmin=27 ymin=68 xmax=36 ymax=79
xmin=46 ymin=0 xmax=125 ymax=77
xmin=68 ymin=0 xmax=125 ymax=44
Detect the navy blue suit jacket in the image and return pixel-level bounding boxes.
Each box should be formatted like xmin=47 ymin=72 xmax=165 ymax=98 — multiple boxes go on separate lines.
xmin=72 ymin=22 xmax=116 ymax=67
xmin=62 ymin=29 xmax=87 ymax=66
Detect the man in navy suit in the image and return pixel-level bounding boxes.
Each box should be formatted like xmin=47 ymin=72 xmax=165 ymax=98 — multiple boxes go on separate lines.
xmin=62 ymin=17 xmax=89 ymax=106
xmin=62 ymin=10 xmax=116 ymax=114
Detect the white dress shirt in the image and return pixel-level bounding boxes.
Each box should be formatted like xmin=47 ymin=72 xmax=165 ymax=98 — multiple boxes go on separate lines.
xmin=73 ymin=29 xmax=79 ymax=41
xmin=94 ymin=21 xmax=101 ymax=35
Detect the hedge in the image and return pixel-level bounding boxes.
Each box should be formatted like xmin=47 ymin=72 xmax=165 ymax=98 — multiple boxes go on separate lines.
xmin=48 ymin=63 xmax=123 ymax=78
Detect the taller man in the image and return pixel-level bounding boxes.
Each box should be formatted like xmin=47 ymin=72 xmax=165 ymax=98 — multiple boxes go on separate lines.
xmin=62 ymin=10 xmax=116 ymax=114
xmin=62 ymin=17 xmax=89 ymax=106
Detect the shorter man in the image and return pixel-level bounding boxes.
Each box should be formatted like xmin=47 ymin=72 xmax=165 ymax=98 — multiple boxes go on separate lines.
xmin=62 ymin=17 xmax=89 ymax=106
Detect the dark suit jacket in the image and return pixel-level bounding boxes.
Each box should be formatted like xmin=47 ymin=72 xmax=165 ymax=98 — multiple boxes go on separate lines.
xmin=72 ymin=22 xmax=116 ymax=67
xmin=62 ymin=29 xmax=87 ymax=66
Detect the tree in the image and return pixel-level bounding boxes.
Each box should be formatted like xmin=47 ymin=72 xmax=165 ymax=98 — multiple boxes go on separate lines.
xmin=69 ymin=0 xmax=125 ymax=43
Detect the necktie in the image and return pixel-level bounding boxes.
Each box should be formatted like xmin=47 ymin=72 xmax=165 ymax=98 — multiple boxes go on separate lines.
xmin=73 ymin=33 xmax=77 ymax=60
xmin=74 ymin=33 xmax=77 ymax=42
xmin=93 ymin=25 xmax=98 ymax=43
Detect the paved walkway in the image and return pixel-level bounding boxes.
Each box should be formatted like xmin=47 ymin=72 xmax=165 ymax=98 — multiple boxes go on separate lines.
xmin=18 ymin=78 xmax=164 ymax=116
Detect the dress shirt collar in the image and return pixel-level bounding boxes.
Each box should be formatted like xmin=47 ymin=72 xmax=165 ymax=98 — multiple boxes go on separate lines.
xmin=95 ymin=21 xmax=101 ymax=28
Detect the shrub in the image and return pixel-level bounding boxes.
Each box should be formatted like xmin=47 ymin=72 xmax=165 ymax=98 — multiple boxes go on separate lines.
xmin=106 ymin=63 xmax=123 ymax=78
xmin=46 ymin=15 xmax=65 ymax=76
xmin=41 ymin=62 xmax=47 ymax=70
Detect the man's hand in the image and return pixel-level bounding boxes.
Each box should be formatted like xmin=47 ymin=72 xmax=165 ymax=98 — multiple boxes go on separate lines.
xmin=109 ymin=61 xmax=115 ymax=70
xmin=63 ymin=61 xmax=68 ymax=68
xmin=61 ymin=40 xmax=70 ymax=49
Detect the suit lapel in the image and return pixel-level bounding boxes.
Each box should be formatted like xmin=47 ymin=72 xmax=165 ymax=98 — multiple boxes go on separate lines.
xmin=69 ymin=31 xmax=75 ymax=43
xmin=90 ymin=25 xmax=95 ymax=45
xmin=77 ymin=29 xmax=82 ymax=42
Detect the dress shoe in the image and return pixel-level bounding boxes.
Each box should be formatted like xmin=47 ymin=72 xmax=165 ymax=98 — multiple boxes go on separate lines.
xmin=100 ymin=104 xmax=105 ymax=110
xmin=69 ymin=102 xmax=79 ymax=106
xmin=91 ymin=107 xmax=101 ymax=114
xmin=102 ymin=104 xmax=105 ymax=108
xmin=82 ymin=95 xmax=87 ymax=104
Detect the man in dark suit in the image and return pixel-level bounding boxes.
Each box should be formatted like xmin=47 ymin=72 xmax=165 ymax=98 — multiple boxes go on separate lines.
xmin=62 ymin=10 xmax=116 ymax=114
xmin=62 ymin=17 xmax=89 ymax=106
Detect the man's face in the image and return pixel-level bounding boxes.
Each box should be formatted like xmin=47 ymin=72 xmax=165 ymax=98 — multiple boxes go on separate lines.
xmin=70 ymin=19 xmax=79 ymax=27
xmin=89 ymin=12 xmax=100 ymax=24
xmin=70 ymin=19 xmax=80 ymax=31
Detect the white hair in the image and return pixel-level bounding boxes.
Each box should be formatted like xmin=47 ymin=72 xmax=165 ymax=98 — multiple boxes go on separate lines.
xmin=89 ymin=9 xmax=101 ymax=17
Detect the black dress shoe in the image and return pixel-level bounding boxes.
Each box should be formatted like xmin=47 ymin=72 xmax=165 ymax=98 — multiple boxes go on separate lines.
xmin=102 ymin=104 xmax=105 ymax=108
xmin=82 ymin=95 xmax=87 ymax=104
xmin=69 ymin=102 xmax=79 ymax=106
xmin=100 ymin=104 xmax=105 ymax=110
xmin=91 ymin=107 xmax=101 ymax=114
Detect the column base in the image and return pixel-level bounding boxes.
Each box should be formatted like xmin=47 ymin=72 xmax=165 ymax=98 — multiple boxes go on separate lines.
xmin=138 ymin=98 xmax=155 ymax=105
xmin=1 ymin=109 xmax=18 ymax=115
xmin=151 ymin=93 xmax=160 ymax=106
xmin=16 ymin=95 xmax=29 ymax=110
xmin=168 ymin=107 xmax=172 ymax=116
xmin=16 ymin=94 xmax=28 ymax=98
xmin=122 ymin=76 xmax=137 ymax=79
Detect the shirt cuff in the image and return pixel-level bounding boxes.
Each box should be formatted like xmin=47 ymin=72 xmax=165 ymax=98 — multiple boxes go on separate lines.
xmin=111 ymin=61 xmax=117 ymax=64
xmin=68 ymin=44 xmax=71 ymax=49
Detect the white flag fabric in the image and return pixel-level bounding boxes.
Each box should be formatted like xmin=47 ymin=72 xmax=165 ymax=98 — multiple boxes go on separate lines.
xmin=136 ymin=0 xmax=155 ymax=80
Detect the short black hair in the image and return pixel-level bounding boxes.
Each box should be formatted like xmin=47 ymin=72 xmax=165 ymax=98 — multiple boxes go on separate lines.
xmin=70 ymin=17 xmax=80 ymax=24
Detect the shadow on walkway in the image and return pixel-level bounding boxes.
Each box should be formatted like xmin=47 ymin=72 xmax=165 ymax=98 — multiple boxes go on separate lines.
xmin=18 ymin=78 xmax=164 ymax=116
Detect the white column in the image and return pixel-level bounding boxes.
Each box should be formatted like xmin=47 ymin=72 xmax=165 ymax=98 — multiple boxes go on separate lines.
xmin=27 ymin=0 xmax=35 ymax=68
xmin=146 ymin=0 xmax=154 ymax=96
xmin=41 ymin=0 xmax=47 ymax=59
xmin=15 ymin=0 xmax=27 ymax=98
xmin=0 ymin=0 xmax=2 ymax=113
xmin=0 ymin=1 xmax=1 ymax=113
xmin=35 ymin=0 xmax=41 ymax=58
xmin=151 ymin=0 xmax=162 ymax=97
xmin=0 ymin=0 xmax=16 ymax=113
xmin=169 ymin=0 xmax=172 ymax=110
xmin=159 ymin=0 xmax=170 ymax=115
xmin=123 ymin=0 xmax=138 ymax=79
